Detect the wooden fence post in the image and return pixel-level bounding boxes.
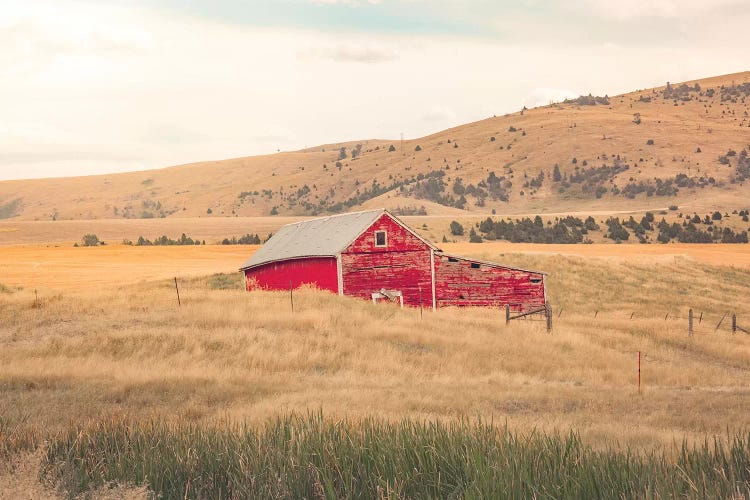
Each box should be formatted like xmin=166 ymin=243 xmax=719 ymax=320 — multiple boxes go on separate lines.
xmin=505 ymin=304 xmax=510 ymax=325
xmin=732 ymin=314 xmax=737 ymax=334
xmin=174 ymin=277 xmax=181 ymax=307
xmin=638 ymin=351 xmax=641 ymax=393
xmin=688 ymin=308 xmax=693 ymax=337
xmin=289 ymin=281 xmax=294 ymax=312
xmin=545 ymin=303 xmax=552 ymax=333
xmin=716 ymin=313 xmax=727 ymax=332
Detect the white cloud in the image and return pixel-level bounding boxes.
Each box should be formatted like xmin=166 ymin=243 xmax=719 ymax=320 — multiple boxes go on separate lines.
xmin=298 ymin=43 xmax=398 ymax=63
xmin=0 ymin=0 xmax=748 ymax=180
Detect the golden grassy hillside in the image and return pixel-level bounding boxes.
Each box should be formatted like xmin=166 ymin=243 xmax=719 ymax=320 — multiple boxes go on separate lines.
xmin=1 ymin=252 xmax=749 ymax=452
xmin=1 ymin=72 xmax=749 ymax=221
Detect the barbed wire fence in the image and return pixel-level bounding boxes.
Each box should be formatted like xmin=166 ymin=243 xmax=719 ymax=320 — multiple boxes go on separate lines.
xmin=552 ymin=307 xmax=750 ymax=336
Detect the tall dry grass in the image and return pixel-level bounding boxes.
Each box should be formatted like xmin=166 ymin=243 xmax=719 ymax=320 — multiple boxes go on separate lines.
xmin=1 ymin=253 xmax=749 ymax=452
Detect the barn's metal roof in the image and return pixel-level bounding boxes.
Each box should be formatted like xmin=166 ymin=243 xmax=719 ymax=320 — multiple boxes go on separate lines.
xmin=240 ymin=209 xmax=389 ymax=270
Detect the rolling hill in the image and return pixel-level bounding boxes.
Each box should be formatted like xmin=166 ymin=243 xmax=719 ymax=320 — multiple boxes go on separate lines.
xmin=1 ymin=71 xmax=749 ymax=222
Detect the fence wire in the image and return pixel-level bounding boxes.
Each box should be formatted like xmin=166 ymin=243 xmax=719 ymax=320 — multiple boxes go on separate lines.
xmin=552 ymin=306 xmax=750 ymax=337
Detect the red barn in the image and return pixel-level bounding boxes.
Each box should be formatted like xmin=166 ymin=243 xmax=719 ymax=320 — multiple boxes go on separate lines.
xmin=240 ymin=209 xmax=547 ymax=312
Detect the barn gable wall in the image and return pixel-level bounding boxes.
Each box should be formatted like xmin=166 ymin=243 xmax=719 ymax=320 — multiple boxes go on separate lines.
xmin=345 ymin=213 xmax=431 ymax=253
xmin=245 ymin=257 xmax=338 ymax=293
xmin=434 ymin=254 xmax=545 ymax=311
xmin=341 ymin=214 xmax=433 ymax=307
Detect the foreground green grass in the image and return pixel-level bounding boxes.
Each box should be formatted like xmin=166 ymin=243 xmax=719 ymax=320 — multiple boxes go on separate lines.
xmin=41 ymin=414 xmax=750 ymax=499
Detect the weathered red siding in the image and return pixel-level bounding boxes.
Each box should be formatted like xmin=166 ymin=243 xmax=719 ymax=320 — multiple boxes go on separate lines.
xmin=241 ymin=210 xmax=548 ymax=312
xmin=245 ymin=257 xmax=338 ymax=293
xmin=434 ymin=254 xmax=545 ymax=312
xmin=341 ymin=214 xmax=434 ymax=307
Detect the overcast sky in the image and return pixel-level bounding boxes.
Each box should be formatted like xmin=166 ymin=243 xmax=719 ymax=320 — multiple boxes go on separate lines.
xmin=1 ymin=0 xmax=749 ymax=181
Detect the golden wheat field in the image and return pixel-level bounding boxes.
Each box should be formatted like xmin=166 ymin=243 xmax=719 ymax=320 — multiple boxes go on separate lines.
xmin=2 ymin=242 xmax=750 ymax=292
xmin=1 ymin=243 xmax=749 ymax=457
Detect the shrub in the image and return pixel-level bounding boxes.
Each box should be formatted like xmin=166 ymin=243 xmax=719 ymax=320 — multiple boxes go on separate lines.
xmin=468 ymin=228 xmax=483 ymax=243
xmin=207 ymin=273 xmax=243 ymax=290
xmin=605 ymin=218 xmax=630 ymax=241
xmin=564 ymin=94 xmax=610 ymax=106
xmin=553 ymin=164 xmax=562 ymax=182
xmin=0 ymin=198 xmax=22 ymax=219
xmin=388 ymin=145 xmax=396 ymax=152
xmin=393 ymin=206 xmax=428 ymax=216
xmin=81 ymin=234 xmax=101 ymax=247
xmin=135 ymin=234 xmax=199 ymax=246
xmin=415 ymin=145 xmax=422 ymax=152
xmin=221 ymin=234 xmax=262 ymax=245
xmin=449 ymin=221 xmax=464 ymax=236
xmin=646 ymin=139 xmax=655 ymax=145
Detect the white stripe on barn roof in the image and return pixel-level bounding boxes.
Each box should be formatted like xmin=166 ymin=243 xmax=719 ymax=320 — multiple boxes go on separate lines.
xmin=240 ymin=209 xmax=387 ymax=270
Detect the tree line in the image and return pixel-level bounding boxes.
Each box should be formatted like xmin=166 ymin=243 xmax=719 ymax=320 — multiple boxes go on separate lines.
xmin=448 ymin=212 xmax=748 ymax=244
xmin=77 ymin=233 xmax=270 ymax=246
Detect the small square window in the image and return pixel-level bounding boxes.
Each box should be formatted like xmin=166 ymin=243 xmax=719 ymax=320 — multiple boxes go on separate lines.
xmin=375 ymin=230 xmax=387 ymax=247
xmin=448 ymin=257 xmax=459 ymax=263
xmin=470 ymin=262 xmax=480 ymax=269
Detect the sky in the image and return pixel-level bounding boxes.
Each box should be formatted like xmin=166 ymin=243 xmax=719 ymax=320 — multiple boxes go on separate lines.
xmin=1 ymin=0 xmax=749 ymax=181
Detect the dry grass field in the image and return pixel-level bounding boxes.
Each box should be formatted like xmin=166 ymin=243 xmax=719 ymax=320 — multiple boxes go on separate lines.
xmin=0 ymin=245 xmax=251 ymax=292
xmin=2 ymin=243 xmax=750 ymax=495
xmin=2 ymin=242 xmax=750 ymax=292
xmin=0 ymin=216 xmax=299 ymax=247
xmin=1 ymin=248 xmax=749 ymax=446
